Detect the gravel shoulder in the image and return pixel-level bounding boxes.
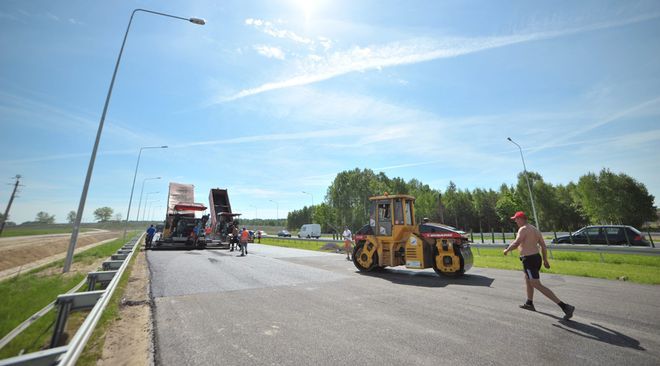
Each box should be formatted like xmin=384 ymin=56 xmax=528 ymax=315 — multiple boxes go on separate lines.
xmin=96 ymin=247 xmax=153 ymax=366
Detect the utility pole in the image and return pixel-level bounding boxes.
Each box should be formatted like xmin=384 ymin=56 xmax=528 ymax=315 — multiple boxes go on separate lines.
xmin=0 ymin=175 xmax=22 ymax=236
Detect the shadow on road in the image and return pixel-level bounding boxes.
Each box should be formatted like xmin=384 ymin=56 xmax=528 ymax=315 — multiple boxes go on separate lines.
xmin=536 ymin=311 xmax=645 ymax=351
xmin=358 ymin=269 xmax=494 ymax=288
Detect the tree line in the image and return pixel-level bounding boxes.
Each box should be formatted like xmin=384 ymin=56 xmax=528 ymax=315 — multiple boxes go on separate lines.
xmin=5 ymin=207 xmax=122 ymax=225
xmin=287 ymin=168 xmax=657 ymax=233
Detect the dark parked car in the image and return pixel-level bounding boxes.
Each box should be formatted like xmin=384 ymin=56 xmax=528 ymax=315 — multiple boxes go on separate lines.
xmin=552 ymin=225 xmax=649 ymax=246
xmin=277 ymin=230 xmax=292 ymax=237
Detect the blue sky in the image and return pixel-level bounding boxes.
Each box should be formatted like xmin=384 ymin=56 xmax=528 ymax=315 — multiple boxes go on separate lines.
xmin=1 ymin=0 xmax=659 ymax=224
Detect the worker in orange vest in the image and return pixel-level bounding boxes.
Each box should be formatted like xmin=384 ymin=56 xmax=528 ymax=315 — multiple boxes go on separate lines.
xmin=240 ymin=227 xmax=250 ymax=256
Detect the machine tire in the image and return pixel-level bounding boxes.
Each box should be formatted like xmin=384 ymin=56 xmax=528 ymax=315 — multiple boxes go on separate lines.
xmin=353 ymin=242 xmax=378 ymax=272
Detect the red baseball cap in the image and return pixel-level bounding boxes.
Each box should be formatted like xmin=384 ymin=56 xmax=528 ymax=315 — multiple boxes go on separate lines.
xmin=510 ymin=211 xmax=527 ymax=220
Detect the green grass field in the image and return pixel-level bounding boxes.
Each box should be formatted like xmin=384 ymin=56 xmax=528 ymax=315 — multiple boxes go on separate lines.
xmin=0 ymin=234 xmax=137 ymax=358
xmin=260 ymin=237 xmax=660 ymax=285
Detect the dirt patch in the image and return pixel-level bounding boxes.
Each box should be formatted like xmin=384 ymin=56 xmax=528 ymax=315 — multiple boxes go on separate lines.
xmin=0 ymin=231 xmax=120 ymax=272
xmin=321 ymin=242 xmax=342 ymax=252
xmin=97 ymin=249 xmax=152 ymax=366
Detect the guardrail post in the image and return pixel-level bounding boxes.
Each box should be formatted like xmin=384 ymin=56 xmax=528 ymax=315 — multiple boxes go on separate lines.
xmin=623 ymin=228 xmax=631 ymax=246
xmin=586 ymin=232 xmax=591 ymax=246
xmin=501 ymin=229 xmax=505 ymax=244
xmin=648 ymin=231 xmax=655 ymax=248
xmin=470 ymin=230 xmax=474 ymax=242
xmin=569 ymin=229 xmax=574 ymax=244
xmin=480 ymin=231 xmax=484 ymax=243
xmin=491 ymin=229 xmax=495 ymax=244
xmin=50 ymin=300 xmax=73 ymax=347
xmin=604 ymin=230 xmax=611 ymax=246
xmin=553 ymin=231 xmax=557 ymax=242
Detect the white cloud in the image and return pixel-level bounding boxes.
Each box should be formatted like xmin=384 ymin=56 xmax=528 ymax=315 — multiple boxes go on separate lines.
xmin=222 ymin=12 xmax=660 ymax=102
xmin=245 ymin=18 xmax=312 ymax=45
xmin=531 ymin=96 xmax=660 ymax=153
xmin=45 ymin=12 xmax=59 ymax=22
xmin=254 ymin=45 xmax=286 ymax=60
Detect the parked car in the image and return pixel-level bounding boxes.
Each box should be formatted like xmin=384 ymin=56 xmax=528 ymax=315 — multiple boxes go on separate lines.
xmin=298 ymin=223 xmax=321 ymax=239
xmin=552 ymin=225 xmax=649 ymax=246
xmin=277 ymin=230 xmax=292 ymax=237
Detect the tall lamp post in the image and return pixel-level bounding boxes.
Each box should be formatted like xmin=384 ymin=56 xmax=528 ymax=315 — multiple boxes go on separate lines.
xmin=269 ymin=199 xmax=279 ymax=222
xmin=63 ymin=8 xmax=205 ymax=273
xmin=507 ymin=137 xmax=540 ymax=230
xmin=136 ymin=176 xmax=162 ymax=224
xmin=142 ymin=192 xmax=159 ymax=221
xmin=128 ymin=146 xmax=167 ymax=231
xmin=145 ymin=200 xmax=160 ymax=222
xmin=302 ymin=191 xmax=314 ymax=222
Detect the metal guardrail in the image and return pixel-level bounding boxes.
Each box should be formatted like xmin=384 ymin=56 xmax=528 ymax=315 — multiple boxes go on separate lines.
xmin=261 ymin=235 xmax=660 ymax=256
xmin=0 ymin=233 xmax=144 ymax=366
xmin=0 ymin=280 xmax=87 ymax=350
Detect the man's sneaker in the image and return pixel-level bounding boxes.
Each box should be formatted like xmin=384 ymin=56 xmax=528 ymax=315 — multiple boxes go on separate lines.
xmin=519 ymin=303 xmax=536 ymax=311
xmin=563 ymin=304 xmax=575 ymax=320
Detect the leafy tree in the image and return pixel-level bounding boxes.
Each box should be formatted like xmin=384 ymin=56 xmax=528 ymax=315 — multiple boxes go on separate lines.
xmin=442 ymin=182 xmax=475 ymax=230
xmin=574 ymin=169 xmax=656 ymax=227
xmin=67 ymin=210 xmax=77 ymax=224
xmin=313 ymin=203 xmax=338 ymax=233
xmin=287 ymin=206 xmax=313 ymax=230
xmin=93 ymin=207 xmax=114 ymax=222
xmin=35 ymin=211 xmax=56 ymax=224
xmin=495 ymin=188 xmax=521 ymax=231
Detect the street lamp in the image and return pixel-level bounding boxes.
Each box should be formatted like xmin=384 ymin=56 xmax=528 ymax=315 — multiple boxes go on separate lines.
xmin=142 ymin=192 xmax=159 ymax=221
xmin=302 ymin=191 xmax=314 ymax=223
xmin=150 ymin=205 xmax=162 ymax=221
xmin=269 ymin=199 xmax=279 ymax=221
xmin=136 ymin=176 xmax=162 ymax=224
xmin=63 ymin=8 xmax=205 ymax=273
xmin=124 ymin=145 xmax=167 ymax=238
xmin=507 ymin=137 xmax=540 ymax=230
xmin=145 ymin=199 xmax=160 ymax=222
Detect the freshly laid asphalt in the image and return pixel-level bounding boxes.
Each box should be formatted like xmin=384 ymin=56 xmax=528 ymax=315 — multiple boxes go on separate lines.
xmin=148 ymin=244 xmax=660 ymax=366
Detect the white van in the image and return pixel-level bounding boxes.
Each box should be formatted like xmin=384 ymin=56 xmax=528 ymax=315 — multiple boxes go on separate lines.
xmin=298 ymin=224 xmax=321 ymax=239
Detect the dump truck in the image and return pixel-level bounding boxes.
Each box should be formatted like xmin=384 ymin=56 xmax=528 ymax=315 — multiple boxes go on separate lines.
xmin=353 ymin=193 xmax=473 ymax=277
xmin=152 ymin=182 xmax=209 ymax=249
xmin=206 ymin=188 xmax=241 ymax=246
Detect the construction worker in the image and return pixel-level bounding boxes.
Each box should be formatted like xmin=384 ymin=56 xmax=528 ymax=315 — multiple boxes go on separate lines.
xmin=240 ymin=227 xmax=250 ymax=256
xmin=503 ymin=211 xmax=575 ymax=320
xmin=230 ymin=223 xmax=239 ymax=252
xmin=342 ymin=226 xmax=353 ymax=261
xmin=145 ymin=225 xmax=156 ymax=248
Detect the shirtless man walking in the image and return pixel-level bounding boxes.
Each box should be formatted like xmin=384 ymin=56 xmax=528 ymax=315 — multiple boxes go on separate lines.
xmin=503 ymin=211 xmax=575 ymax=320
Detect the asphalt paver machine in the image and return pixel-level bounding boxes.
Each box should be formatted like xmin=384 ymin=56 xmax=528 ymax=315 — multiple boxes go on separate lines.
xmin=154 ymin=182 xmax=209 ymax=249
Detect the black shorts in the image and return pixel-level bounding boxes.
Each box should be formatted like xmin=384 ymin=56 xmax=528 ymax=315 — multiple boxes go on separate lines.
xmin=520 ymin=253 xmax=542 ymax=279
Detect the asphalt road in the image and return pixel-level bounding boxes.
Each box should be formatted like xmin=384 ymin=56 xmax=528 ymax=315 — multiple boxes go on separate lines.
xmin=148 ymin=244 xmax=660 ymax=366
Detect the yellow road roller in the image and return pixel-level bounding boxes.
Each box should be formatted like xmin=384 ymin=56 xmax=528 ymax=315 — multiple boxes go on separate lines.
xmin=353 ymin=194 xmax=473 ymax=277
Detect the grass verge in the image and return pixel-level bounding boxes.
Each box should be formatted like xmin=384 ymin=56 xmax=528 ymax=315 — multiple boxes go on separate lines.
xmin=260 ymin=237 xmax=660 ymax=285
xmin=0 ymin=233 xmax=137 ymax=359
